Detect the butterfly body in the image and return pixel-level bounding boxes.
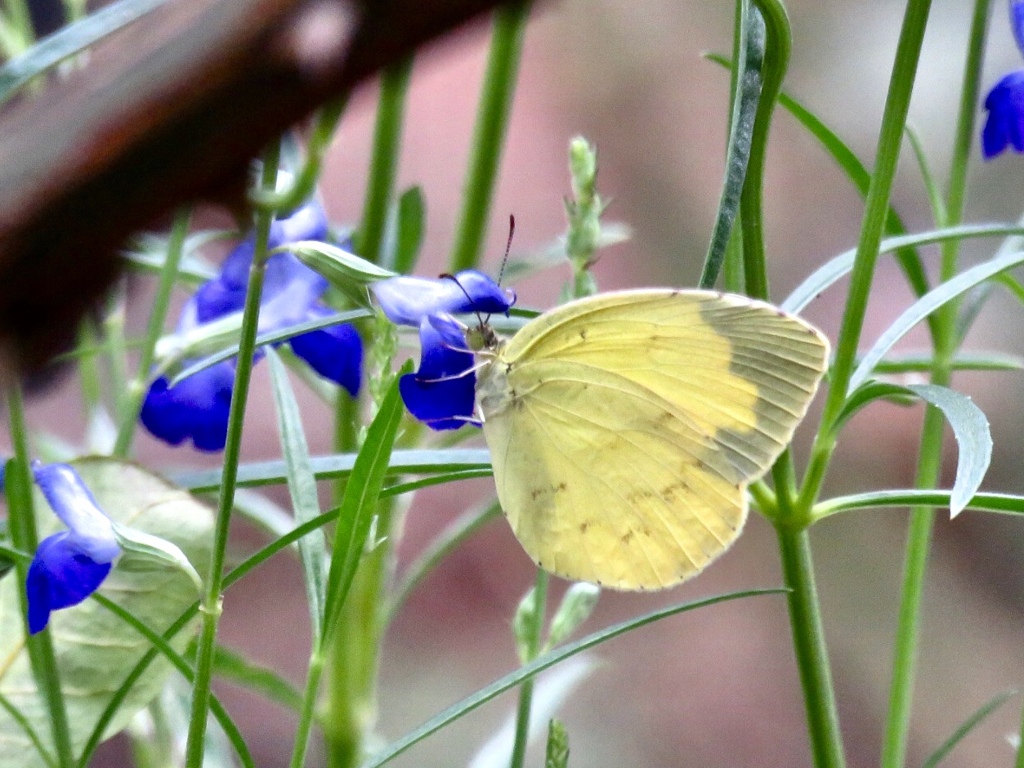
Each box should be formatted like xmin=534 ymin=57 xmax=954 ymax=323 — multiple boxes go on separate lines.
xmin=475 ymin=289 xmax=829 ymax=590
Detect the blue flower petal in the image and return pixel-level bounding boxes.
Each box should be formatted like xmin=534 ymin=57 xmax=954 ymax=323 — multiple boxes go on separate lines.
xmin=399 ymin=372 xmax=478 ymax=430
xmin=289 ymin=305 xmax=363 ymax=397
xmin=398 ymin=313 xmax=478 ymax=430
xmin=372 ymin=270 xmax=514 ymax=326
xmin=1013 ymin=0 xmax=1024 ymax=56
xmin=417 ymin=313 xmax=472 ymax=379
xmin=27 ymin=532 xmax=112 ymax=634
xmin=140 ymin=361 xmax=237 ymax=452
xmin=983 ymin=70 xmax=1024 ymax=158
xmin=32 ymin=463 xmax=119 ymax=563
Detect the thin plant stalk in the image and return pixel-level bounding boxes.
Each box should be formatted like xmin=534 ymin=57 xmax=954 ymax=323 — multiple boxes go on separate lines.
xmin=509 ymin=569 xmax=549 ymax=768
xmin=448 ymin=1 xmax=530 ymax=273
xmin=182 ymin=142 xmax=281 ymax=768
xmin=114 ymin=207 xmax=192 ymax=457
xmin=880 ymin=2 xmax=990 ymax=766
xmin=356 ymin=59 xmax=413 ymax=264
xmin=798 ymin=0 xmax=935 ymax=509
xmin=322 ymin=51 xmax=414 ymax=768
xmin=5 ymin=384 xmax=75 ymax=768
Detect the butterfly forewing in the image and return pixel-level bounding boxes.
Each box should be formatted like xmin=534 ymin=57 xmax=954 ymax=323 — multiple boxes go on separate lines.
xmin=478 ymin=289 xmax=829 ymax=590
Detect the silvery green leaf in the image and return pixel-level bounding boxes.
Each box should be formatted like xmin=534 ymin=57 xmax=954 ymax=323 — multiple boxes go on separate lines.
xmin=0 ymin=458 xmax=213 ymax=767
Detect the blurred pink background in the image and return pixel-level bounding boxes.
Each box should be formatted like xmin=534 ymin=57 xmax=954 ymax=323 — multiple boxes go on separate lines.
xmin=23 ymin=1 xmax=1024 ymax=766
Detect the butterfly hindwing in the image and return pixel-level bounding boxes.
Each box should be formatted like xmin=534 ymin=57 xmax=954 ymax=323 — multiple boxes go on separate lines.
xmin=478 ymin=289 xmax=829 ymax=590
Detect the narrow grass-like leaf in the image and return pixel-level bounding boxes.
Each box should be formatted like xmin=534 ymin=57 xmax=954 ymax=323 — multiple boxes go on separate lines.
xmin=905 ymin=125 xmax=946 ymax=225
xmin=363 ymin=588 xmax=784 ymax=767
xmin=834 ymin=381 xmax=917 ymax=433
xmin=905 ymin=384 xmax=992 ymax=517
xmin=699 ymin=2 xmax=764 ymax=288
xmin=783 ymin=224 xmax=1024 ymax=315
xmin=89 ymin=596 xmax=254 ymax=768
xmin=468 ymin=658 xmax=594 ymax=768
xmin=0 ymin=691 xmax=54 ymax=768
xmin=813 ymin=490 xmax=1024 ymax=521
xmin=165 ymin=309 xmax=371 ymax=385
xmin=386 ymin=501 xmax=502 ymax=624
xmin=384 ymin=469 xmax=495 ymax=497
xmin=288 ymin=241 xmax=396 ymax=306
xmin=175 ymin=448 xmax=493 ymax=493
xmin=268 ymin=349 xmax=328 ymax=642
xmin=706 ymin=52 xmax=930 ymax=302
xmin=0 ymin=0 xmax=171 ymax=106
xmin=211 ymin=645 xmax=303 ymax=714
xmin=872 ymin=352 xmax=1024 ymax=373
xmin=322 ymin=372 xmax=406 ymax=640
xmin=848 ymin=249 xmax=1024 ymax=392
xmin=921 ymin=689 xmax=1019 ymax=768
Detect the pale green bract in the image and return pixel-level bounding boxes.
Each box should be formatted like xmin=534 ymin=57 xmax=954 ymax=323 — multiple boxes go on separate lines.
xmin=0 ymin=458 xmax=213 ymax=767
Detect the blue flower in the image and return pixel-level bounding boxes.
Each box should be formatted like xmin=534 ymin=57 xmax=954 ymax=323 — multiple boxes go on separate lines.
xmin=372 ymin=270 xmax=515 ymax=430
xmin=26 ymin=463 xmax=120 ymax=634
xmin=982 ymin=2 xmax=1024 ymax=158
xmin=141 ymin=201 xmax=364 ymax=451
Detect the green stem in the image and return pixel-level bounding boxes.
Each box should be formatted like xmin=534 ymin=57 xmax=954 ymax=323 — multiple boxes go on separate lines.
xmin=103 ymin=290 xmax=131 ymax=425
xmin=357 ymin=60 xmax=413 ymax=265
xmin=775 ymin=527 xmax=845 ymax=768
xmin=509 ymin=569 xmax=549 ymax=768
xmin=114 ymin=207 xmax=191 ymax=457
xmin=76 ymin=321 xmax=103 ymax=427
xmin=448 ymin=2 xmax=530 ymax=272
xmin=798 ymin=0 xmax=934 ymax=510
xmin=6 ymin=385 xmax=75 ymax=768
xmin=182 ymin=143 xmax=280 ymax=768
xmin=324 ymin=499 xmax=393 ymax=768
xmin=289 ymin=651 xmax=326 ymax=768
xmin=880 ymin=3 xmax=989 ymax=766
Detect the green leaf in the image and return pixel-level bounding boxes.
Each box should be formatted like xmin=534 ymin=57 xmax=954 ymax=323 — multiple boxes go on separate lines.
xmin=110 ymin=524 xmax=203 ymax=593
xmin=322 ymin=371 xmax=406 ymax=640
xmin=834 ymin=381 xmax=918 ymax=433
xmin=468 ymin=657 xmax=594 ymax=768
xmin=267 ymin=349 xmax=328 ymax=643
xmin=365 ymin=589 xmax=784 ymax=767
xmin=812 ymin=490 xmax=1024 ymax=521
xmin=872 ymin=351 xmax=1024 ymax=374
xmin=211 ymin=645 xmax=303 ymax=714
xmin=921 ymin=689 xmax=1020 ymax=768
xmin=163 ymin=309 xmax=371 ymax=386
xmin=782 ymin=224 xmax=1024 ymax=315
xmin=0 ymin=0 xmax=172 ymax=106
xmin=288 ymin=240 xmax=396 ymax=306
xmin=706 ymin=51 xmax=931 ymax=304
xmin=0 ymin=458 xmax=213 ymax=768
xmin=545 ymin=720 xmax=570 ymax=768
xmin=904 ymin=124 xmax=946 ymax=226
xmin=699 ymin=4 xmax=764 ymax=288
xmin=174 ymin=448 xmax=493 ymax=493
xmin=905 ymin=384 xmax=992 ymax=517
xmin=848 ymin=248 xmax=1024 ymax=393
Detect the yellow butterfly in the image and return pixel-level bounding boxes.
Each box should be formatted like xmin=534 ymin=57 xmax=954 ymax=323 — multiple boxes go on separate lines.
xmin=474 ymin=289 xmax=829 ymax=590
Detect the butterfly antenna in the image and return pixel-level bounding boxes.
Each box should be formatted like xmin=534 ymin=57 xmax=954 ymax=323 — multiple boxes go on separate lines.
xmin=496 ymin=214 xmax=515 ymax=288
xmin=440 ymin=272 xmax=488 ymax=331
